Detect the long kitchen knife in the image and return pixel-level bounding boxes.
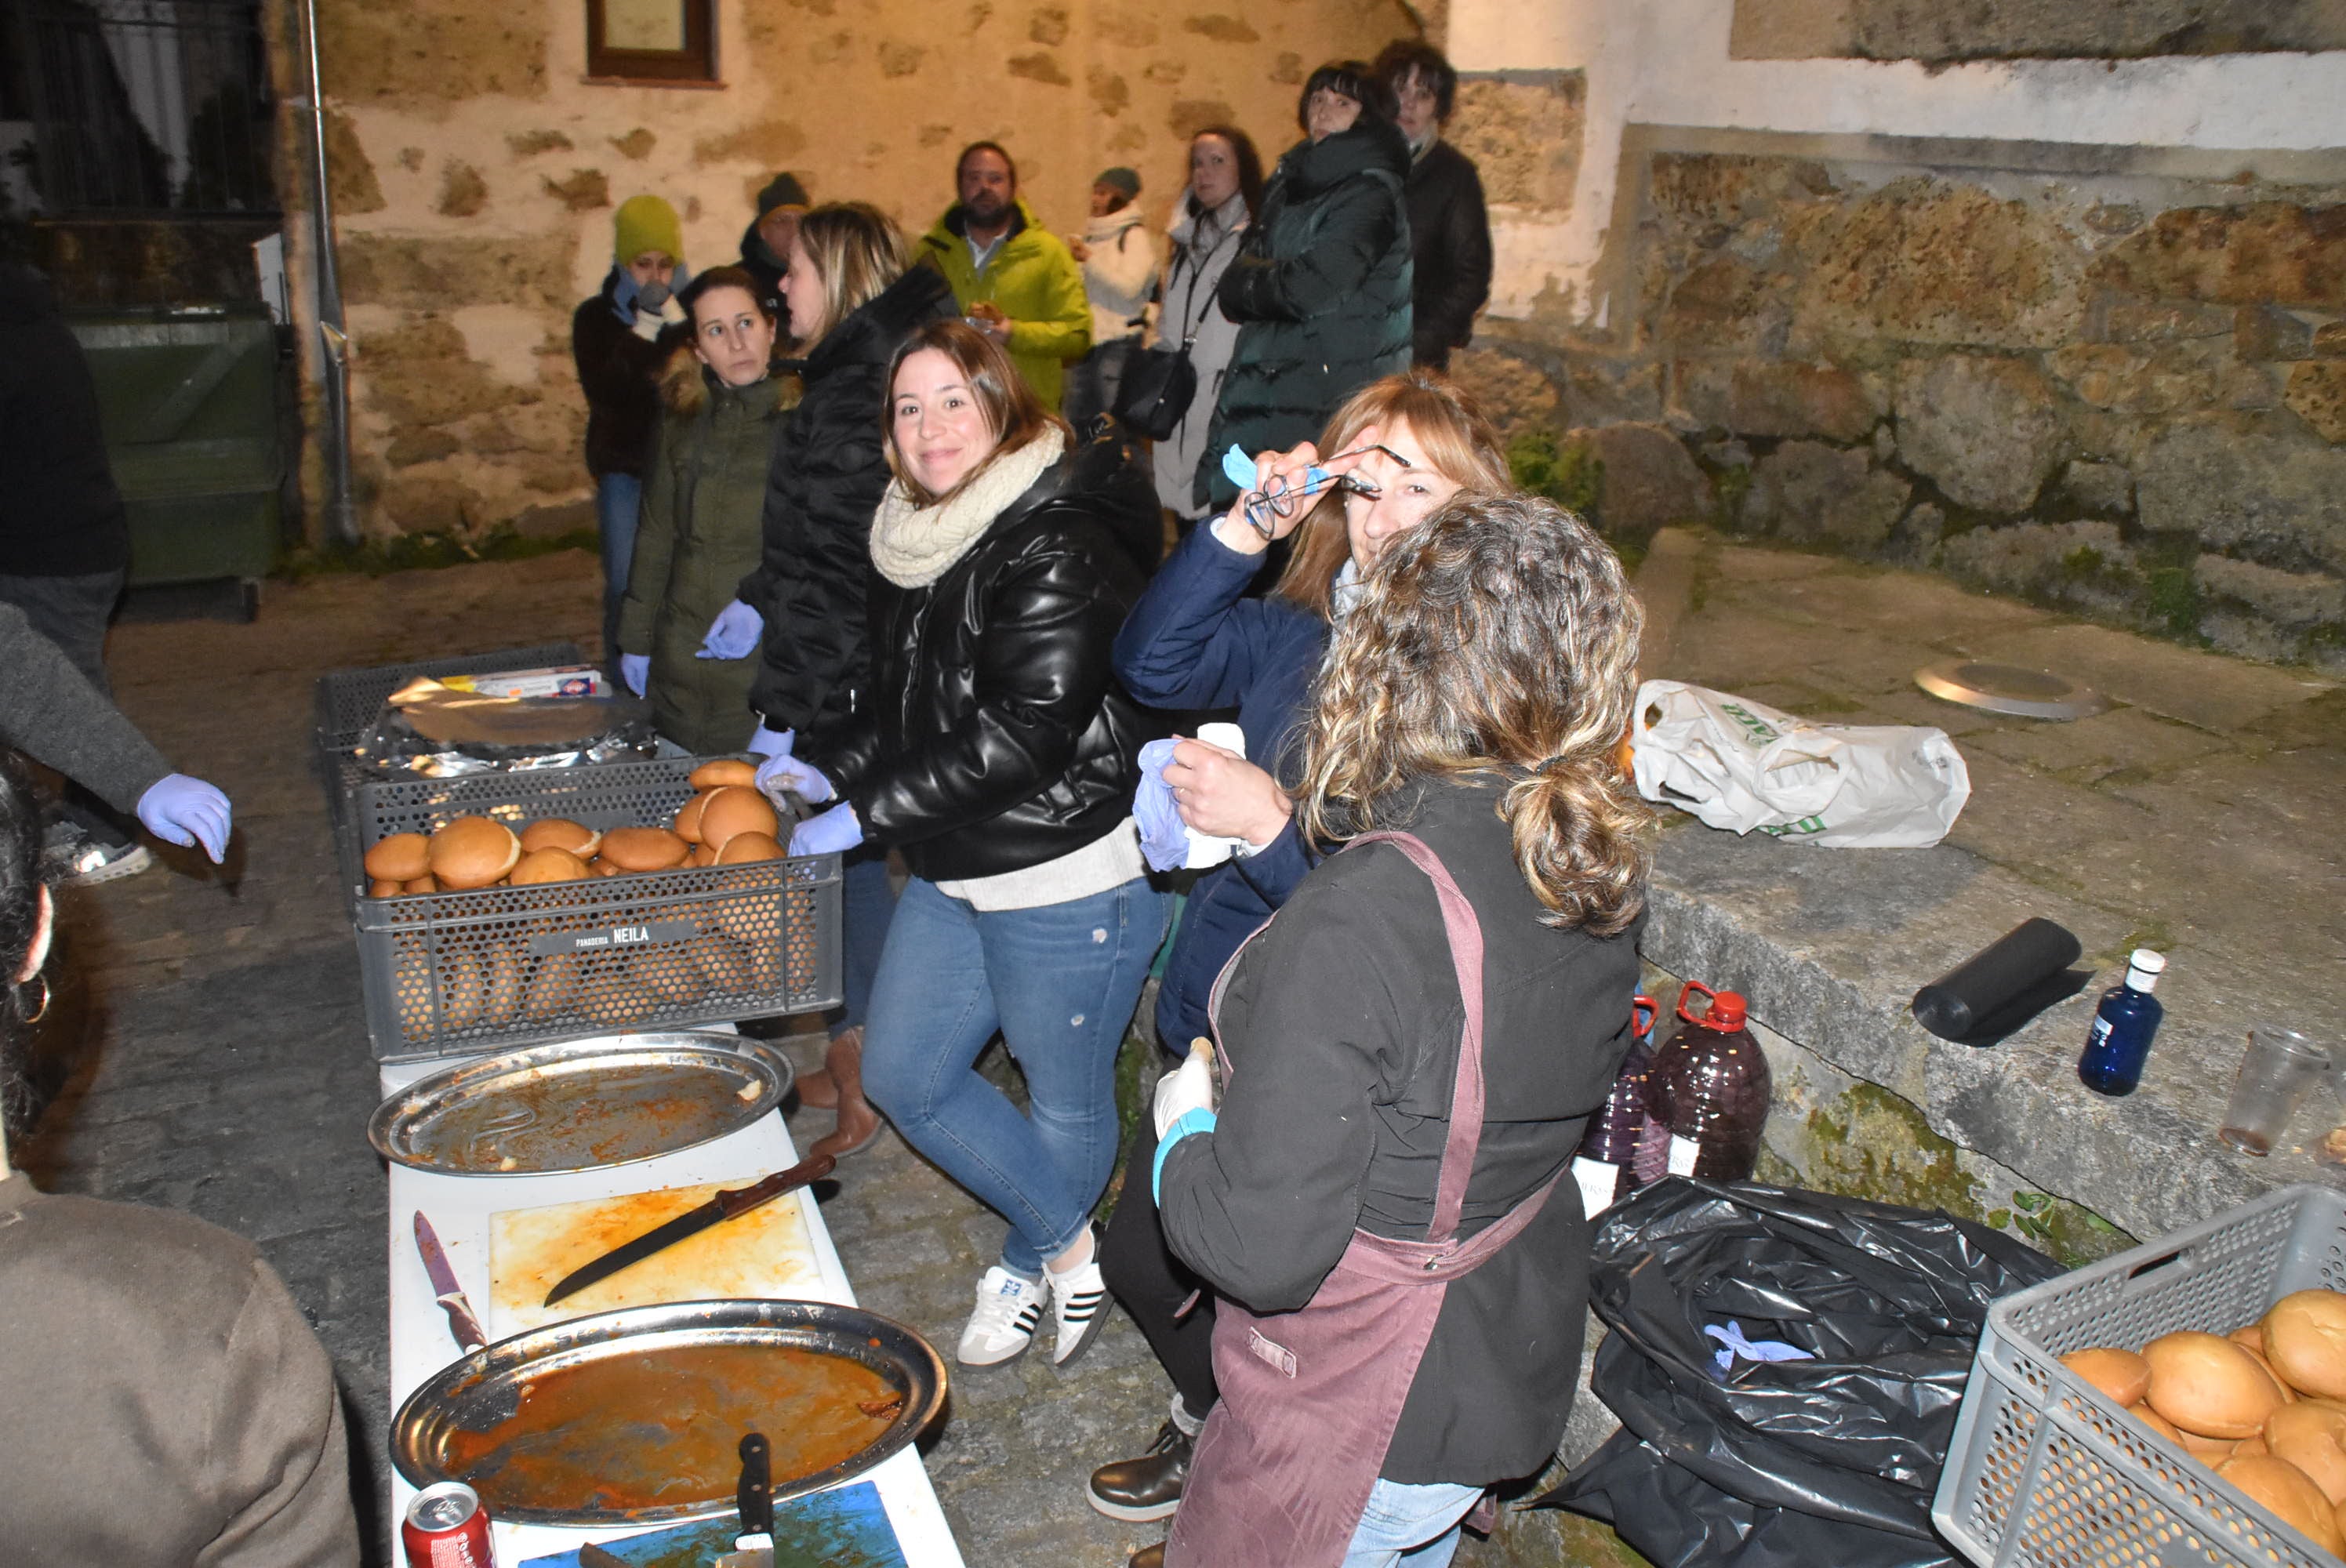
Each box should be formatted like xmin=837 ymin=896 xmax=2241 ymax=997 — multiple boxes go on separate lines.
xmin=713 ymin=1432 xmax=775 ymax=1568
xmin=543 ymin=1154 xmax=835 ymax=1307
xmin=412 ymin=1210 xmax=488 ymax=1354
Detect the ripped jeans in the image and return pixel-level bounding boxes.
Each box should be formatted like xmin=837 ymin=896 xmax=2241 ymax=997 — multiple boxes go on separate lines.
xmin=859 ymin=874 xmax=1171 ymax=1276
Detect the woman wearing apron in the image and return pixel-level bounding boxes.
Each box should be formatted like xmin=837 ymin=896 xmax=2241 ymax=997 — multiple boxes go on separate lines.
xmin=1151 ymin=488 xmax=1653 ymax=1567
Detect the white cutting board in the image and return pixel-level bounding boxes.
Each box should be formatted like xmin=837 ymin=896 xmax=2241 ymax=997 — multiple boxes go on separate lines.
xmin=488 ymin=1176 xmax=825 ymax=1338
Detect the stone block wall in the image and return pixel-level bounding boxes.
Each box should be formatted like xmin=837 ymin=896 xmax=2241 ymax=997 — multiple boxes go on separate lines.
xmin=1451 ymin=132 xmax=2346 ymax=670
xmin=288 ymin=0 xmax=1419 ymax=539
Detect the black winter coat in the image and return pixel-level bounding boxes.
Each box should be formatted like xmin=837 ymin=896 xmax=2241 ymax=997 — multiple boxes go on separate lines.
xmin=1197 ymin=118 xmax=1414 ymax=513
xmin=1405 ymin=139 xmax=1493 ymax=368
xmin=1160 ymin=775 xmax=1647 ymax=1484
xmin=572 ymin=270 xmax=679 ymax=481
xmin=0 ymin=264 xmax=130 ymax=577
xmin=820 ymin=425 xmax=1164 ymax=884
xmin=740 ymin=265 xmax=957 ymax=745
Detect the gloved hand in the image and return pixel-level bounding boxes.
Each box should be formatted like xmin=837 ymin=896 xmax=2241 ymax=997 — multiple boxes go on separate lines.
xmin=618 ymin=652 xmax=650 ymax=697
xmin=788 ymin=800 xmax=862 ymax=857
xmin=756 ymin=750 xmax=833 ymax=804
xmin=745 ymin=724 xmax=795 ymax=759
xmin=698 ymin=599 xmax=763 ymax=660
xmin=136 ymin=773 xmax=232 ymax=864
xmin=1153 ymin=1040 xmax=1218 ymax=1138
xmin=1133 ymin=738 xmax=1186 ymax=872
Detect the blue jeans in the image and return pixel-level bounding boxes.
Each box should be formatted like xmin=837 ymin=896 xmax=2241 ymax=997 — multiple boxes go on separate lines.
xmin=1340 ymin=1479 xmax=1484 ymax=1567
xmin=836 ymin=849 xmax=896 ymax=1035
xmin=860 ymin=874 xmax=1171 ymax=1276
xmin=596 ymin=471 xmax=642 ymax=667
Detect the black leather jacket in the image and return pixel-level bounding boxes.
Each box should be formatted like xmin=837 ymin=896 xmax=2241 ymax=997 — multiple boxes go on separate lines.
xmin=819 ymin=423 xmax=1164 ymax=882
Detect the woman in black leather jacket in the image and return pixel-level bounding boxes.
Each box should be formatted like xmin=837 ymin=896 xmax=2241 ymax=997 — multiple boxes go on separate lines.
xmin=760 ymin=319 xmax=1171 ymax=1374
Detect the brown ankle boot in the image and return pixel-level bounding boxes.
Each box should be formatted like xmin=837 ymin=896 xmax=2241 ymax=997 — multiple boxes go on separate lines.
xmin=1127 ymin=1544 xmax=1164 ymax=1568
xmin=795 ymin=1056 xmax=841 ymax=1110
xmin=809 ymin=1028 xmax=882 ymax=1160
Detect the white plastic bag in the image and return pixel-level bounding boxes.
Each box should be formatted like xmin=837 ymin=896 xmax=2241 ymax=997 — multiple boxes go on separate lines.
xmin=1629 ymin=680 xmax=1970 ymax=848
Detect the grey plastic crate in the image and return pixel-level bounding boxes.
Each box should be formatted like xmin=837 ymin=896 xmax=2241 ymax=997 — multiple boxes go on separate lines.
xmin=1934 ymin=1183 xmax=2346 ymax=1568
xmin=312 ymin=643 xmax=589 ymax=891
xmin=349 ymin=757 xmax=838 ymax=1061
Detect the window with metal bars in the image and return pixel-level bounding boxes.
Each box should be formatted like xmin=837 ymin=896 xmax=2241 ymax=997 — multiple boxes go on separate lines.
xmin=1 ymin=0 xmax=277 ymax=218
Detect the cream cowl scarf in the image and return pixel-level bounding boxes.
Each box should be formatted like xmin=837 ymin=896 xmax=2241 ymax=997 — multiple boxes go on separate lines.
xmin=869 ymin=426 xmax=1068 ymax=589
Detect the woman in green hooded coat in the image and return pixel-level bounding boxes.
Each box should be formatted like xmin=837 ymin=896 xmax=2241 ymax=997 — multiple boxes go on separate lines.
xmin=615 ymin=266 xmax=791 ymax=756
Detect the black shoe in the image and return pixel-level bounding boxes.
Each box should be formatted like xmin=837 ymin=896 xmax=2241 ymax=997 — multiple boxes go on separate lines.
xmin=1088 ymin=1421 xmax=1193 ymax=1522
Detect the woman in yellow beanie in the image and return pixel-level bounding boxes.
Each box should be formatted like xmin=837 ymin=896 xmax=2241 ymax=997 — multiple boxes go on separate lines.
xmin=572 ymin=194 xmax=691 ymax=670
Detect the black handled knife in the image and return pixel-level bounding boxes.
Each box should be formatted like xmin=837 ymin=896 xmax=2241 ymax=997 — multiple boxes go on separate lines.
xmin=714 ymin=1432 xmax=775 ymax=1567
xmin=541 ymin=1154 xmax=834 ymax=1308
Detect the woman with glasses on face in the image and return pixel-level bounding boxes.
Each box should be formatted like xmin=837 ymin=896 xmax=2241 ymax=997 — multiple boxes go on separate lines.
xmin=1193 ymin=61 xmax=1414 ymax=520
xmin=1091 ymin=372 xmax=1509 ymax=1555
xmin=612 ymin=267 xmax=789 ymax=756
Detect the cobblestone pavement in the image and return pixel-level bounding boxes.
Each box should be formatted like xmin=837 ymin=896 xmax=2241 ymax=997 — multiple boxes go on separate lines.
xmin=14 ymin=550 xmax=1584 ymax=1566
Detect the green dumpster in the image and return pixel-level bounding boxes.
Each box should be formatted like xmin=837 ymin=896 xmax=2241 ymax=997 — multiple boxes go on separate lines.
xmin=67 ymin=305 xmax=284 ymax=613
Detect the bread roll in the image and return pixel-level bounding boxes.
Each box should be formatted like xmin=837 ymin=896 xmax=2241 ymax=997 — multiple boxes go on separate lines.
xmin=599 ymin=826 xmax=691 ymax=872
xmin=510 ymin=847 xmax=592 ymax=885
xmin=404 ymin=874 xmax=438 ymax=895
xmin=2147 ymin=1330 xmax=2287 ymax=1438
xmin=716 ymin=831 xmax=786 ymax=864
xmin=428 ymin=817 xmax=521 ymax=890
xmin=520 ymin=818 xmax=601 ymax=858
xmin=2268 ymin=1401 xmax=2346 ymax=1502
xmin=2127 ymin=1402 xmax=2185 ymax=1443
xmin=689 ymin=757 xmax=758 ymax=790
xmin=698 ymin=786 xmax=779 ymax=854
xmin=368 ymin=877 xmax=401 ymax=899
xmin=673 ymin=791 xmax=714 ymax=844
xmin=690 ymin=842 xmax=717 ymax=866
xmin=2218 ymin=1454 xmax=2345 ymax=1552
xmin=2065 ymin=1348 xmax=2152 ymax=1407
xmin=364 ymin=831 xmax=431 ymax=882
xmin=2267 ymin=1291 xmax=2346 ymax=1400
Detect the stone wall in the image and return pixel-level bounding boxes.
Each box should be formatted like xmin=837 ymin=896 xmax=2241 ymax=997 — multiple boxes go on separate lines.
xmin=1450 ymin=135 xmax=2346 ymax=669
xmin=288 ymin=0 xmax=1421 ymax=539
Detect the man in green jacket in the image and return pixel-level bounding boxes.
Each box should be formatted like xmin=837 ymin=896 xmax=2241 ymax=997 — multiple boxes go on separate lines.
xmin=916 ymin=142 xmax=1091 ymax=412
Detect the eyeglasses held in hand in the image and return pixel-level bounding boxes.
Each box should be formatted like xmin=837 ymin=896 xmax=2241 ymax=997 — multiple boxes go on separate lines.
xmin=1220 ymin=443 xmax=1410 ymax=541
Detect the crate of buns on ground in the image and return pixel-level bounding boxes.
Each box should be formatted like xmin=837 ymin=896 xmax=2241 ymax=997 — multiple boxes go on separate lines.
xmin=1937 ymin=1183 xmax=2346 ymax=1568
xmin=348 ymin=756 xmax=841 ymax=1060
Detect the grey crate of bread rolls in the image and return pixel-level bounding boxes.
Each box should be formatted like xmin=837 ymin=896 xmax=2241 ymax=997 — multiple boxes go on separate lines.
xmin=1935 ymin=1183 xmax=2346 ymax=1568
xmin=349 ymin=756 xmax=838 ymax=1060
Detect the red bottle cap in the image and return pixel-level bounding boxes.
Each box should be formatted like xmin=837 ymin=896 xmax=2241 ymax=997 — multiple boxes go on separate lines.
xmin=1677 ymin=981 xmax=1748 ymax=1032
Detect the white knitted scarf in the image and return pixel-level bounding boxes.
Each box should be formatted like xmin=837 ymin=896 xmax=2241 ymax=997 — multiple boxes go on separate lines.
xmin=869 ymin=426 xmax=1067 ymax=589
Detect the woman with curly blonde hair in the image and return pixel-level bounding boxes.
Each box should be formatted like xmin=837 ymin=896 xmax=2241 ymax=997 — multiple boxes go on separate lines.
xmin=1148 ymin=490 xmax=1652 ymax=1568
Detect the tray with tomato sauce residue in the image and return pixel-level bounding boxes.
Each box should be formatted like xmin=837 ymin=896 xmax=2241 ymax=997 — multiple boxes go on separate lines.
xmin=390 ymin=1298 xmax=947 ymax=1527
xmin=369 ymin=1032 xmax=795 ymax=1175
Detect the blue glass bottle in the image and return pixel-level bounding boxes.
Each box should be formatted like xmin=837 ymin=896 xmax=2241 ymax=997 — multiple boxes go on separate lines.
xmin=2077 ymin=949 xmax=2166 ymax=1097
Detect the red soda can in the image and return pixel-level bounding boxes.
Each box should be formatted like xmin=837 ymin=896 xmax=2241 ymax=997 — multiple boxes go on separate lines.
xmin=403 ymin=1482 xmax=496 ymax=1568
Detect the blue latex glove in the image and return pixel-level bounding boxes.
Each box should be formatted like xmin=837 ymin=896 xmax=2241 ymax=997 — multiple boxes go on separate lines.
xmin=746 ymin=724 xmax=795 ymax=760
xmin=698 ymin=599 xmax=763 ymax=660
xmin=136 ymin=773 xmax=232 ymax=864
xmin=618 ymin=652 xmax=649 ymax=697
xmin=789 ymin=800 xmax=862 ymax=857
xmin=757 ymin=750 xmax=834 ymax=804
xmin=1705 ymin=1319 xmax=1815 ymax=1380
xmin=1134 ymin=737 xmax=1187 ymax=872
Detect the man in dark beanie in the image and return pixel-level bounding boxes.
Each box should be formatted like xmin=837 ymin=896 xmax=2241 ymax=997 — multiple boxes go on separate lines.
xmin=1376 ymin=40 xmax=1491 ymax=370
xmin=739 ymin=171 xmax=810 ymax=329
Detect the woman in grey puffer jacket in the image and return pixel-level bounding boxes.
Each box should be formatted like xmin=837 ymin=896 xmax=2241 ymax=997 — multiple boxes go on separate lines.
xmin=1149 ymin=127 xmax=1262 ymax=525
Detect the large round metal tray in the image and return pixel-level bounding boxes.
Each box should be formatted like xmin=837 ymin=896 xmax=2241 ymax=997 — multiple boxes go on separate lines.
xmin=369 ymin=1032 xmax=795 ymax=1175
xmin=390 ymin=1298 xmax=947 ymax=1527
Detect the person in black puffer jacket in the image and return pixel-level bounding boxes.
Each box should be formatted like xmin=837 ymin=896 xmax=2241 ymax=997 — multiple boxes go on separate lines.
xmin=1195 ymin=60 xmax=1413 ymax=515
xmin=1378 ymin=40 xmax=1493 ymax=371
xmin=696 ymin=203 xmax=956 ymax=1162
xmin=758 ymin=319 xmax=1171 ymax=1377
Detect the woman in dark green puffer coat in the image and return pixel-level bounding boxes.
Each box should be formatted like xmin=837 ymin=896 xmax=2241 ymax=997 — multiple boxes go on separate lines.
xmin=615 ymin=265 xmax=790 ymax=756
xmin=1195 ymin=60 xmax=1414 ymax=514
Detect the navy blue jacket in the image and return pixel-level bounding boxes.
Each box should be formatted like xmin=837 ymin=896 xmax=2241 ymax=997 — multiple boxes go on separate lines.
xmin=1112 ymin=519 xmax=1329 ymax=1054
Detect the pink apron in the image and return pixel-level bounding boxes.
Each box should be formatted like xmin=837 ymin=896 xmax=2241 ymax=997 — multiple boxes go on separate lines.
xmin=1164 ymin=830 xmax=1558 ymax=1568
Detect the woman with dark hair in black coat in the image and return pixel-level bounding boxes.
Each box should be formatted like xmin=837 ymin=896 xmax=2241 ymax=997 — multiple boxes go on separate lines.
xmin=1193 ymin=60 xmax=1414 ymax=515
xmin=695 ymin=201 xmax=956 ymax=1161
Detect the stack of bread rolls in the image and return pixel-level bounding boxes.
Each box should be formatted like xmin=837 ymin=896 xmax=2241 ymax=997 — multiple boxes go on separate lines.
xmin=362 ymin=758 xmax=786 ymax=897
xmin=2062 ymin=1289 xmax=2346 ymax=1554
xmin=373 ymin=758 xmax=799 ymax=1040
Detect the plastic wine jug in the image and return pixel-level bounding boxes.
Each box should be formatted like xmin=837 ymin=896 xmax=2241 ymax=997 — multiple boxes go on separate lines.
xmin=1643 ymin=982 xmax=1772 ymax=1182
xmin=1570 ymin=995 xmax=1658 ymax=1219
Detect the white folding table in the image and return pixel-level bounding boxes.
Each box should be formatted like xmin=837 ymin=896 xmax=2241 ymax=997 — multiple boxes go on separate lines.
xmin=379 ymin=1047 xmax=964 ymax=1566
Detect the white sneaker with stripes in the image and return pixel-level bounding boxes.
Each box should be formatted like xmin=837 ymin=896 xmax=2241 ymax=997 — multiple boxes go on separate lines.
xmin=1049 ymin=1249 xmax=1110 ymax=1368
xmin=957 ymin=1265 xmax=1046 ymax=1367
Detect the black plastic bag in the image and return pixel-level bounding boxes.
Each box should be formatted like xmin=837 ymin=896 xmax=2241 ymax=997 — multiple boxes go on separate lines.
xmin=1533 ymin=1178 xmax=2061 ymax=1568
